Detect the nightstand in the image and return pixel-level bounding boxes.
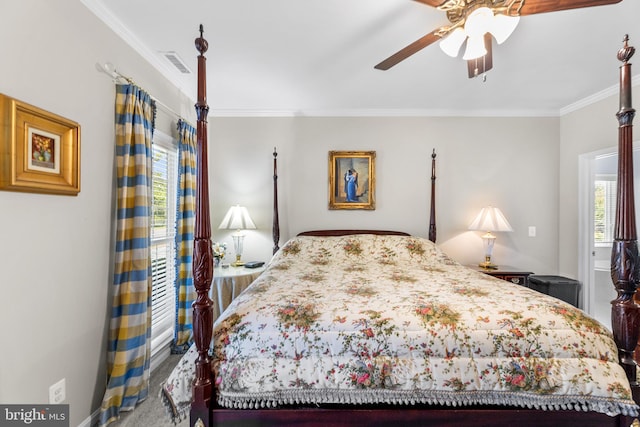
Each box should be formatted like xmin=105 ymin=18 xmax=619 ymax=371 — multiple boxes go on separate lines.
xmin=211 ymin=265 xmax=265 ymax=319
xmin=467 ymin=265 xmax=533 ymax=287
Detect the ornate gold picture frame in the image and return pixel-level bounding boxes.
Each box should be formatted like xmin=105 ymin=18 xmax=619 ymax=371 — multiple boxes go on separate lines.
xmin=328 ymin=150 xmax=375 ymax=210
xmin=0 ymin=94 xmax=80 ymax=195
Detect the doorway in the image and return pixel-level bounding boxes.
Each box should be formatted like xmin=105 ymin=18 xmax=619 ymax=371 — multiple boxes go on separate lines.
xmin=579 ymin=145 xmax=640 ymax=330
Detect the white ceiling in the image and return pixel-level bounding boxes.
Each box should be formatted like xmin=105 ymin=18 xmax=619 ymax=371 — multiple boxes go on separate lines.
xmin=84 ymin=0 xmax=639 ymax=116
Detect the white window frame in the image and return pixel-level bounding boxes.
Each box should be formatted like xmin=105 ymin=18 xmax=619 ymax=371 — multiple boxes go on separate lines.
xmin=594 ymin=174 xmax=617 ymax=247
xmin=150 ymin=130 xmax=178 ymax=356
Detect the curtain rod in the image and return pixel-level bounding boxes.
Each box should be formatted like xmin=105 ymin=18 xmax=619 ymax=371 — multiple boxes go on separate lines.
xmin=96 ymin=62 xmax=191 ymax=125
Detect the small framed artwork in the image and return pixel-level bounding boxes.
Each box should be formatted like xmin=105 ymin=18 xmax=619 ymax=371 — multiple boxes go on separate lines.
xmin=0 ymin=94 xmax=80 ymax=195
xmin=328 ymin=150 xmax=375 ymax=210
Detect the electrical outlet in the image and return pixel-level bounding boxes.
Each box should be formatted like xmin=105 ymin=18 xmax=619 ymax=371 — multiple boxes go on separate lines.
xmin=49 ymin=378 xmax=66 ymax=404
xmin=528 ymin=226 xmax=536 ymax=237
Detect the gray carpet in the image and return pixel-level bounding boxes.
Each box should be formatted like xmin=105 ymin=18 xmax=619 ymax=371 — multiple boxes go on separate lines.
xmin=111 ymin=354 xmax=188 ymax=427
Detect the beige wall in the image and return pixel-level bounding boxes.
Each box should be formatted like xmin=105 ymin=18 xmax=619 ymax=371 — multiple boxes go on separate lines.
xmin=0 ymin=1 xmax=194 ymax=426
xmin=2 ymin=1 xmax=634 ymax=426
xmin=558 ymin=86 xmax=640 ymax=279
xmin=210 ymin=116 xmax=561 ymax=277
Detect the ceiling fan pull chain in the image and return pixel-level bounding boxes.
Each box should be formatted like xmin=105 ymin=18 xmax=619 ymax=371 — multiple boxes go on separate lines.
xmin=482 ymin=55 xmax=487 ymax=82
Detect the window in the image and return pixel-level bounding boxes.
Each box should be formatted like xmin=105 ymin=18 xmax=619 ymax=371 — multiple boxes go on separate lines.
xmin=594 ymin=175 xmax=616 ymax=246
xmin=150 ymin=131 xmax=178 ymax=355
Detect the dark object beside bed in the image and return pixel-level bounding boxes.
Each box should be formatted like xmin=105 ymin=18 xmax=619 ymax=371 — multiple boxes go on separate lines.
xmin=187 ymin=27 xmax=640 ymax=427
xmin=528 ymin=275 xmax=581 ymax=307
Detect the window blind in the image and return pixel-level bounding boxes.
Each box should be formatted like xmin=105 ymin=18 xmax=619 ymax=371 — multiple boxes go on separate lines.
xmin=594 ymin=176 xmax=617 ymax=245
xmin=150 ymin=131 xmax=178 ymax=355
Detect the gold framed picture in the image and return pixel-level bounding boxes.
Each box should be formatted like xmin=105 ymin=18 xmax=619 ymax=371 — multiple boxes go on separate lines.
xmin=0 ymin=94 xmax=80 ymax=195
xmin=328 ymin=150 xmax=375 ymax=210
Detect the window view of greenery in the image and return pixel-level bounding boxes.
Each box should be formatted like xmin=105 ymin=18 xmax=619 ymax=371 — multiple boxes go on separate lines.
xmin=594 ymin=179 xmax=616 ymax=245
xmin=152 ymin=148 xmax=169 ymax=239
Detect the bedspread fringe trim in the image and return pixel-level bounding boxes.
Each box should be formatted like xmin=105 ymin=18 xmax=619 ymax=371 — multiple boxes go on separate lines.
xmin=159 ymin=382 xmax=188 ymax=425
xmin=218 ymin=389 xmax=639 ymax=417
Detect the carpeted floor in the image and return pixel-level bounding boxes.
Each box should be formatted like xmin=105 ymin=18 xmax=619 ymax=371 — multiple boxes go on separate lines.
xmin=111 ymin=354 xmax=188 ymax=427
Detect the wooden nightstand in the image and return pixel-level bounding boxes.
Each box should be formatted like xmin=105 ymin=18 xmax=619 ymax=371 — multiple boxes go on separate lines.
xmin=467 ymin=265 xmax=534 ymax=287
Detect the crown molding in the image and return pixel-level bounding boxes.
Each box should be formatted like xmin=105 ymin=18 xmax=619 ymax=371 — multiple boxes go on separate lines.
xmin=82 ymin=0 xmax=636 ymax=119
xmin=208 ymin=108 xmax=558 ymax=118
xmin=561 ymin=74 xmax=640 ymax=116
xmin=81 ymin=0 xmax=193 ymax=100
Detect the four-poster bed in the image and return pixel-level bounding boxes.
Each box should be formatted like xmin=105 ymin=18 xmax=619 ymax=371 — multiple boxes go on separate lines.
xmin=177 ymin=27 xmax=639 ymax=427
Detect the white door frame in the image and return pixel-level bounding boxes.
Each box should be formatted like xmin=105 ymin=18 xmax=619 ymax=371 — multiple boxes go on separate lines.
xmin=578 ymin=146 xmax=615 ymax=317
xmin=578 ymin=143 xmax=639 ymax=322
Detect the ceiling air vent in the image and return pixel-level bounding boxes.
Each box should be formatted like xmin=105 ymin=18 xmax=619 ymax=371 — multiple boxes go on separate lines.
xmin=162 ymin=51 xmax=191 ymax=74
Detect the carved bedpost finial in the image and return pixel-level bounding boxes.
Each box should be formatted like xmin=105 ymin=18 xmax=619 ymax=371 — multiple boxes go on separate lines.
xmin=618 ymin=34 xmax=635 ymax=64
xmin=195 ymin=24 xmax=209 ymax=56
xmin=617 ymin=35 xmax=635 ymax=125
xmin=194 ymin=25 xmax=209 ymax=123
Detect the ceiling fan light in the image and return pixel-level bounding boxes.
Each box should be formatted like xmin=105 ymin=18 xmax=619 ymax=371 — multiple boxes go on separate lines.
xmin=464 ymin=7 xmax=494 ymax=37
xmin=439 ymin=28 xmax=467 ymax=57
xmin=462 ymin=35 xmax=487 ymax=60
xmin=491 ymin=14 xmax=520 ymax=44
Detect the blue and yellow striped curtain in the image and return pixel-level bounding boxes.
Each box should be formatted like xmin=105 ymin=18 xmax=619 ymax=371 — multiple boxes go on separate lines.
xmin=172 ymin=119 xmax=197 ymax=352
xmin=100 ymin=84 xmax=156 ymax=426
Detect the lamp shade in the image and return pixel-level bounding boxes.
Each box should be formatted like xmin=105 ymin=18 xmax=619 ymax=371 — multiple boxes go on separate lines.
xmin=464 ymin=7 xmax=494 ymax=38
xmin=492 ymin=14 xmax=520 ymax=44
xmin=462 ymin=35 xmax=487 ymax=60
xmin=218 ymin=205 xmax=256 ymax=230
xmin=468 ymin=206 xmax=513 ymax=232
xmin=438 ymin=8 xmax=519 ymax=60
xmin=439 ymin=27 xmax=467 ymax=57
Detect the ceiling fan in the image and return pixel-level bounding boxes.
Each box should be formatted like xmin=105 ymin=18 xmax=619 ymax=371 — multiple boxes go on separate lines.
xmin=374 ymin=0 xmax=622 ymax=78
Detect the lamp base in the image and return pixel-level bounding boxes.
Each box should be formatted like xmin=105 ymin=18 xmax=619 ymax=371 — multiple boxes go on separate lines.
xmin=478 ymin=255 xmax=498 ymax=269
xmin=478 ymin=261 xmax=498 ymax=270
xmin=231 ymin=236 xmax=245 ymax=267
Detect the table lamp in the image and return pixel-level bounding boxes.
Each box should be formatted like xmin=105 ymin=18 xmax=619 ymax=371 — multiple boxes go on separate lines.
xmin=468 ymin=206 xmax=513 ymax=269
xmin=218 ymin=205 xmax=256 ymax=267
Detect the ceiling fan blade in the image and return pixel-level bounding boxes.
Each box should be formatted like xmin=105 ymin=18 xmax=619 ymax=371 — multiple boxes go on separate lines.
xmin=375 ymin=31 xmax=441 ymax=70
xmin=412 ymin=0 xmax=448 ymax=6
xmin=467 ymin=33 xmax=493 ymax=78
xmin=517 ymin=0 xmax=622 ymax=16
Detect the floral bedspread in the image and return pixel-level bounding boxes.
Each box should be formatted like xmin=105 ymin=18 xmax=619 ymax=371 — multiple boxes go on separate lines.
xmin=161 ymin=234 xmax=637 ymax=421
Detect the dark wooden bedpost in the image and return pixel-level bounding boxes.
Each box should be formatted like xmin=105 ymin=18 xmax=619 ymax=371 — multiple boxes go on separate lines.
xmin=191 ymin=24 xmax=215 ymax=427
xmin=610 ymin=35 xmax=639 ymax=402
xmin=429 ymin=149 xmax=437 ymax=243
xmin=273 ymin=148 xmax=280 ymax=254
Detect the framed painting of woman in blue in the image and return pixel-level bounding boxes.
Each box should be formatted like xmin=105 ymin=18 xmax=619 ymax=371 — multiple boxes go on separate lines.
xmin=328 ymin=151 xmax=375 ymax=210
